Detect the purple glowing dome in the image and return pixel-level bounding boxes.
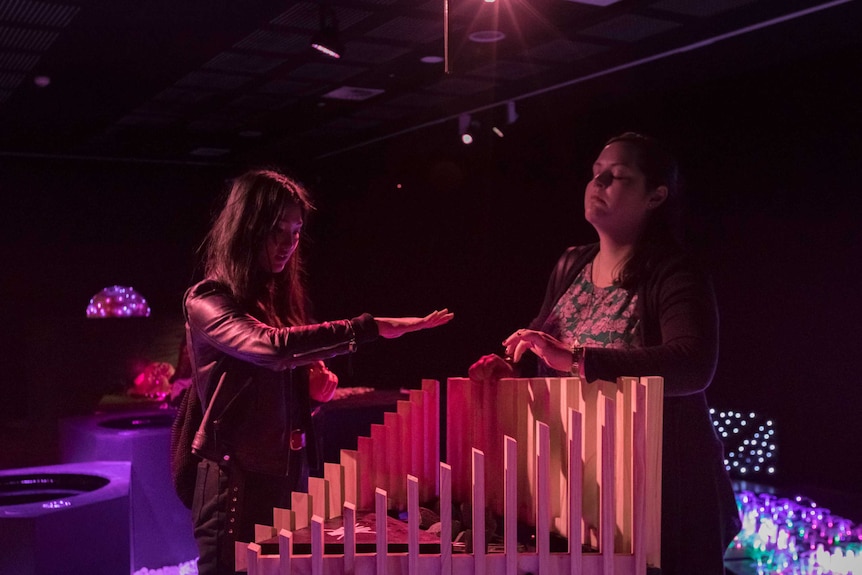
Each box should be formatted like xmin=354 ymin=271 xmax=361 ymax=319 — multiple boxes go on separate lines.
xmin=86 ymin=285 xmax=151 ymax=318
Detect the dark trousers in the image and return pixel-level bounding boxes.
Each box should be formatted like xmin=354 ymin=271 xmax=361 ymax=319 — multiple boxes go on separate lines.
xmin=192 ymin=456 xmax=307 ymax=575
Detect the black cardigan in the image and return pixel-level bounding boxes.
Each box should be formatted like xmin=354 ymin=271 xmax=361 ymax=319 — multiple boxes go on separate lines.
xmin=529 ymin=243 xmax=719 ymax=396
xmin=528 ymin=243 xmax=740 ymax=571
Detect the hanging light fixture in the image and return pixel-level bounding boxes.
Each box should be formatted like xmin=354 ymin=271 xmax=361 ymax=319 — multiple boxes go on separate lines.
xmin=458 ymin=113 xmax=474 ymax=144
xmin=491 ymin=101 xmax=518 ymax=138
xmin=310 ymin=4 xmax=345 ymax=59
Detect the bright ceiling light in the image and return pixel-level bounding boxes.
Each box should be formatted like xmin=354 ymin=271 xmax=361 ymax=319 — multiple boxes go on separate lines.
xmin=459 ymin=113 xmax=474 ymax=145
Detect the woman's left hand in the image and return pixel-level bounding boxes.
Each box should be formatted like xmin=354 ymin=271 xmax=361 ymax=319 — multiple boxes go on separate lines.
xmin=308 ymin=360 xmax=339 ymax=402
xmin=502 ymin=329 xmax=573 ymax=373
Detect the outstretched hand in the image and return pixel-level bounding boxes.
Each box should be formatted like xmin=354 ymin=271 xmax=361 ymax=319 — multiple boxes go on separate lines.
xmin=502 ymin=328 xmax=573 ymax=373
xmin=375 ymin=309 xmax=454 ymax=339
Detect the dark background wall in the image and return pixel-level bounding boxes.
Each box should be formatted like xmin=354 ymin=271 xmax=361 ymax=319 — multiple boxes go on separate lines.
xmin=1 ymin=41 xmax=860 ymax=502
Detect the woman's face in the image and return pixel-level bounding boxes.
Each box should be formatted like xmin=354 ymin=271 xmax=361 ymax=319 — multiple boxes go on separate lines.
xmin=584 ymin=141 xmax=666 ymax=241
xmin=258 ymin=203 xmax=304 ymax=274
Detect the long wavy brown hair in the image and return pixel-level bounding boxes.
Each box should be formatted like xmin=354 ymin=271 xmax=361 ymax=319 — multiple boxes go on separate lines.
xmin=202 ymin=169 xmax=315 ymax=326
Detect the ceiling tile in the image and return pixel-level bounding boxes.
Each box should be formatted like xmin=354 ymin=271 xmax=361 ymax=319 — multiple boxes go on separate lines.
xmin=341 ymin=41 xmax=412 ymax=65
xmin=0 ymin=0 xmax=79 ymax=28
xmin=470 ymin=60 xmax=547 ymax=81
xmin=650 ymin=0 xmax=759 ymax=17
xmin=0 ymin=50 xmax=40 ymax=71
xmin=204 ymin=52 xmax=287 ymax=75
xmin=174 ymin=71 xmax=253 ymax=91
xmin=425 ymin=76 xmax=495 ymax=95
xmin=385 ymin=92 xmax=455 ymax=108
xmin=578 ymin=14 xmax=680 ymax=42
xmin=287 ymin=62 xmax=366 ymax=84
xmin=270 ymin=2 xmax=372 ymax=31
xmin=258 ymin=79 xmax=315 ymax=96
xmin=0 ymin=71 xmax=24 ymax=89
xmin=365 ymin=16 xmax=441 ymax=44
xmin=0 ymin=25 xmax=58 ymax=51
xmin=234 ymin=29 xmax=310 ymax=54
xmin=523 ymin=38 xmax=609 ymax=63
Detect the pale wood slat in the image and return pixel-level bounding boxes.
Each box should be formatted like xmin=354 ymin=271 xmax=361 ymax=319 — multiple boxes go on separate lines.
xmin=569 ymin=407 xmax=583 ymax=575
xmin=343 ymin=502 xmax=356 ymax=574
xmin=601 ymin=395 xmax=616 ymax=575
xmin=277 ymin=529 xmax=293 ymax=575
xmin=408 ymin=475 xmax=420 ymax=574
xmin=324 ymin=462 xmax=344 ymax=519
xmin=472 ymin=447 xmax=486 ymax=575
xmin=504 ymin=435 xmax=517 ymax=575
xmin=536 ymin=421 xmax=551 ymax=574
xmin=311 ymin=515 xmax=324 ymax=575
xmin=376 ymin=488 xmax=388 ymax=575
xmin=440 ymin=462 xmax=453 ymax=575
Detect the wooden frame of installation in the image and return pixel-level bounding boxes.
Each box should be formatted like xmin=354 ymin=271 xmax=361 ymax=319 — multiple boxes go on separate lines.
xmin=239 ymin=375 xmax=663 ymax=575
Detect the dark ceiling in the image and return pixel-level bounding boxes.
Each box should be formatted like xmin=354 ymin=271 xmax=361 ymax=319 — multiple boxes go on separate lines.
xmin=1 ymin=0 xmax=859 ymax=166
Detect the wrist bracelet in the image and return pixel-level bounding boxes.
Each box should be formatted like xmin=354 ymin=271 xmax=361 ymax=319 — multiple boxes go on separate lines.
xmin=570 ymin=344 xmax=584 ymax=376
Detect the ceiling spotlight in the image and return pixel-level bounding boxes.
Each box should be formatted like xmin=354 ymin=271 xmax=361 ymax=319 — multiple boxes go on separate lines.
xmin=459 ymin=113 xmax=474 ymax=145
xmin=310 ymin=5 xmax=344 ymax=59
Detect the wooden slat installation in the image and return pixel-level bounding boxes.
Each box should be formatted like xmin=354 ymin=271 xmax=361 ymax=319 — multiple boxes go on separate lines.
xmin=241 ymin=376 xmax=662 ymax=575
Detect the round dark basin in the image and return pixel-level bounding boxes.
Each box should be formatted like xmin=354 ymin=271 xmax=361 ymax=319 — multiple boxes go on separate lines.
xmin=0 ymin=473 xmax=110 ymax=506
xmin=98 ymin=414 xmax=175 ymax=430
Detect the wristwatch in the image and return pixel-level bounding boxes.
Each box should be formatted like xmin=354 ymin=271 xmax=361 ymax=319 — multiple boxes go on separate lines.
xmin=570 ymin=344 xmax=584 ymax=376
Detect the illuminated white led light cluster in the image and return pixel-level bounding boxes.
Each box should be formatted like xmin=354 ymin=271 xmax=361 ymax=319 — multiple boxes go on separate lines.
xmin=710 ymin=408 xmax=777 ymax=477
xmin=730 ymin=490 xmax=862 ymax=573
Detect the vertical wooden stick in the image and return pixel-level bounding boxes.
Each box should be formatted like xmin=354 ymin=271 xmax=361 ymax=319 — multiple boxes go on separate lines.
xmin=446 ymin=378 xmax=471 ymax=505
xmin=616 ymin=378 xmax=635 ymax=553
xmin=340 ymin=449 xmax=358 ymax=508
xmin=601 ymin=395 xmax=616 ymax=575
xmin=371 ymin=423 xmax=388 ymax=507
xmin=569 ymin=408 xmax=583 ymax=575
xmin=291 ymin=492 xmax=311 ymax=531
xmin=376 ymin=488 xmax=389 ymax=575
xmin=408 ymin=474 xmax=420 ymax=574
xmin=357 ymin=436 xmax=374 ymax=510
xmin=472 ymin=448 xmax=486 ymax=575
xmin=504 ymin=435 xmax=518 ymax=575
xmin=440 ymin=462 xmax=453 ymax=575
xmin=385 ymin=411 xmax=404 ymax=510
xmin=324 ymin=462 xmax=344 ymax=519
xmin=246 ymin=542 xmax=261 ymax=575
xmin=344 ymin=502 xmax=356 ymax=575
xmin=311 ymin=514 xmax=324 ymax=575
xmin=308 ymin=477 xmax=329 ymax=522
xmin=278 ymin=529 xmax=293 ymax=575
xmin=633 ymin=380 xmax=647 ymax=575
xmin=536 ymin=421 xmax=551 ymax=573
xmin=422 ymin=379 xmax=441 ymax=498
xmin=643 ymin=375 xmax=664 ymax=569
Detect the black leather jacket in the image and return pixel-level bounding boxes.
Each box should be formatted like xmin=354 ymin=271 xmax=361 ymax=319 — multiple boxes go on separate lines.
xmin=184 ymin=279 xmax=379 ymax=476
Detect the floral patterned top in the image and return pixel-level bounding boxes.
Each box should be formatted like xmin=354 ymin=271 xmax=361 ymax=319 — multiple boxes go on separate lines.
xmin=538 ymin=260 xmax=640 ymax=374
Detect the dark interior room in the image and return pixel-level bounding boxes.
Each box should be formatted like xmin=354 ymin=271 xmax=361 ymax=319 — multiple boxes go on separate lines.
xmin=1 ymin=0 xmax=861 ymax=573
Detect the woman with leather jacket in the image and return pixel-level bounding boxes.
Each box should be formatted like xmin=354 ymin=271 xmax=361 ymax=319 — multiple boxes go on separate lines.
xmin=184 ymin=169 xmax=453 ymax=574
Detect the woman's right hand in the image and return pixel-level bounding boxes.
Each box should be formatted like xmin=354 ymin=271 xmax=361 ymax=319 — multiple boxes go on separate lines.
xmin=468 ymin=353 xmax=514 ymax=384
xmin=374 ymin=309 xmax=454 ymax=339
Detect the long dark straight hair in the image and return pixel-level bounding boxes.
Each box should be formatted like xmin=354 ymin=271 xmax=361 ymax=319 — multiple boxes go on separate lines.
xmin=606 ymin=132 xmax=685 ymax=289
xmin=202 ymin=169 xmax=315 ymax=326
